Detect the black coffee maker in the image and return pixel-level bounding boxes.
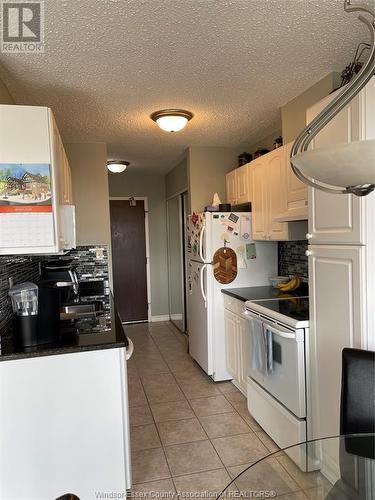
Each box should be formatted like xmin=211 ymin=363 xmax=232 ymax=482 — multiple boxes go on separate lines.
xmin=41 ymin=259 xmax=79 ymax=304
xmin=9 ymin=281 xmax=61 ymax=347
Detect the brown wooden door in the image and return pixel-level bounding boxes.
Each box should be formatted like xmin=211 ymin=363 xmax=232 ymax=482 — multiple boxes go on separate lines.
xmin=110 ymin=200 xmax=148 ymax=323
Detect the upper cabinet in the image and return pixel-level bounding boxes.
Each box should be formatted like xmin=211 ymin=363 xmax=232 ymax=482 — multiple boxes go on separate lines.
xmin=250 ymin=146 xmax=307 ymax=241
xmin=225 ymin=163 xmax=251 ymax=206
xmin=267 ymin=148 xmax=290 ymax=240
xmin=225 ymin=169 xmax=237 ymax=206
xmin=236 ymin=163 xmax=251 ymax=204
xmin=226 ymin=144 xmax=307 ymax=241
xmin=251 ymin=155 xmax=268 ymax=240
xmin=307 ymin=78 xmax=375 ymax=245
xmin=275 ymin=142 xmax=308 ymax=222
xmin=0 ymin=105 xmax=75 ymax=255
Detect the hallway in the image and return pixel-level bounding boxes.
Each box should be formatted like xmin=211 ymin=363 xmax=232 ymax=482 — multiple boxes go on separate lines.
xmin=126 ymin=322 xmax=329 ymax=498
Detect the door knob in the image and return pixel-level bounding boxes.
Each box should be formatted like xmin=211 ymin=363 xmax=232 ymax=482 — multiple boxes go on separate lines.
xmin=305 ymin=250 xmax=312 ymax=256
xmin=306 ymin=233 xmax=313 ymax=240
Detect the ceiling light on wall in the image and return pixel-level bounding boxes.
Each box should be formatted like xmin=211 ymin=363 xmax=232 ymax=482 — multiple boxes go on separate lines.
xmin=150 ymin=109 xmax=193 ymax=132
xmin=107 ymin=160 xmax=130 ymax=173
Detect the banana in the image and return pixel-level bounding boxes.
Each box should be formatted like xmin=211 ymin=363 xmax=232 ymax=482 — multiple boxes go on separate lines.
xmin=277 ymin=275 xmax=301 ymax=292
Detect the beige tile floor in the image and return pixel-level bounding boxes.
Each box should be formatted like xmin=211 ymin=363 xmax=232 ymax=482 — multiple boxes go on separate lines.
xmin=127 ymin=322 xmax=332 ymax=498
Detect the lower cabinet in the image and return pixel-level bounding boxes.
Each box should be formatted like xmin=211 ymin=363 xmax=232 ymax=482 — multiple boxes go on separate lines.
xmin=308 ymin=244 xmax=366 ymax=440
xmin=224 ymin=305 xmax=249 ymax=395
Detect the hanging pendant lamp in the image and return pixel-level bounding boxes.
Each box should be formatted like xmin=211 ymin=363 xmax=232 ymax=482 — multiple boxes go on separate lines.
xmin=290 ymin=0 xmax=375 ymax=197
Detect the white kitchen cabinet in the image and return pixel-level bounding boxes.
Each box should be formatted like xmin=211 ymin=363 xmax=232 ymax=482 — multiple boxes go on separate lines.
xmin=236 ymin=163 xmax=251 ymax=204
xmin=251 ymin=156 xmax=268 ymax=240
xmin=251 ymin=146 xmax=307 ymax=241
xmin=306 ymin=78 xmax=375 ymax=482
xmin=307 ymin=244 xmax=370 ymax=480
xmin=225 ymin=169 xmax=237 ymax=206
xmin=226 ymin=163 xmax=252 ymax=206
xmin=0 ymin=105 xmax=75 ymax=254
xmin=275 ymin=142 xmax=308 ymax=222
xmin=267 ymin=148 xmax=289 ymax=240
xmin=307 ymin=78 xmax=375 ymax=245
xmin=237 ymin=316 xmax=250 ymax=393
xmin=308 ymin=245 xmax=366 ymax=440
xmin=0 ymin=347 xmax=132 ymax=499
xmin=224 ymin=298 xmax=248 ymax=395
xmin=224 ymin=309 xmax=239 ymax=380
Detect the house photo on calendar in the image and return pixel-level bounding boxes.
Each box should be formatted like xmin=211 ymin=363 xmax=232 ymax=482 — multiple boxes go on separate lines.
xmin=0 ymin=163 xmax=52 ymax=208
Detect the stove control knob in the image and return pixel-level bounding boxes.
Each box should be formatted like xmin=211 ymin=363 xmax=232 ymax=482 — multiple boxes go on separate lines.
xmin=306 ymin=233 xmax=313 ymax=240
xmin=305 ymin=250 xmax=312 ymax=257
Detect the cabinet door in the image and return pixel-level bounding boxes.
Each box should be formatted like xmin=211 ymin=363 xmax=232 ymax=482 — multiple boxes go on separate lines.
xmin=236 ymin=163 xmax=251 ymax=204
xmin=226 ymin=170 xmax=237 ymax=205
xmin=267 ymin=148 xmax=289 ymax=240
xmin=307 ymin=92 xmax=364 ymax=245
xmin=308 ymin=244 xmax=365 ymax=442
xmin=283 ymin=142 xmax=308 ymax=220
xmin=224 ymin=310 xmax=238 ymax=380
xmin=0 ymin=105 xmax=50 ymax=163
xmin=237 ymin=317 xmax=249 ymax=395
xmin=63 ymin=149 xmax=73 ymax=205
xmin=251 ymin=158 xmax=268 ymax=240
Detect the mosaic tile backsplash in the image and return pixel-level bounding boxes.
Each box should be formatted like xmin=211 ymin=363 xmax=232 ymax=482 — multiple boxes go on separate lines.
xmin=0 ymin=245 xmax=110 ymax=339
xmin=278 ymin=240 xmax=308 ymax=281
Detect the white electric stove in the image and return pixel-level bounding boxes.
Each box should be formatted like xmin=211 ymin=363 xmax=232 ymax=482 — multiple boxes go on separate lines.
xmin=243 ymin=296 xmax=317 ymax=472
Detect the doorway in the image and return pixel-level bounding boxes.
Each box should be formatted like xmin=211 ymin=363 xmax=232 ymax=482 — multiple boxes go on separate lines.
xmin=109 ymin=198 xmax=151 ymax=323
xmin=166 ymin=192 xmax=188 ymax=332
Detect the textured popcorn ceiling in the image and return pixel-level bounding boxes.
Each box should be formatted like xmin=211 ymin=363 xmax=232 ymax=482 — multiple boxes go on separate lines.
xmin=0 ymin=0 xmax=371 ymax=173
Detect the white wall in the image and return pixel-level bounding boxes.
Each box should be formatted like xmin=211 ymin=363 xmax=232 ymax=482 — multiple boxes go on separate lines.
xmin=0 ymin=78 xmax=13 ymax=104
xmin=188 ymin=146 xmax=238 ymax=213
xmin=165 ymin=157 xmax=188 ymax=199
xmin=281 ymin=72 xmax=341 ymax=143
xmin=65 ymin=142 xmax=111 ymax=246
xmin=108 ymin=173 xmax=169 ymax=318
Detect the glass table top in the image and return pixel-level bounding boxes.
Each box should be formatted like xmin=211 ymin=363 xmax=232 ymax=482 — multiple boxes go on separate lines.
xmin=220 ymin=434 xmax=375 ymax=499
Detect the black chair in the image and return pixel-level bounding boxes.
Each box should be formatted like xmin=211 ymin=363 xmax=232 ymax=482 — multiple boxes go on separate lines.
xmin=325 ymin=348 xmax=375 ymax=499
xmin=341 ymin=347 xmax=375 ymax=458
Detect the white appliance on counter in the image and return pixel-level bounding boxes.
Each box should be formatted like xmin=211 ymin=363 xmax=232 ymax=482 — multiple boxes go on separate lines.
xmin=243 ymin=297 xmax=317 ymax=472
xmin=186 ymin=212 xmax=277 ymax=381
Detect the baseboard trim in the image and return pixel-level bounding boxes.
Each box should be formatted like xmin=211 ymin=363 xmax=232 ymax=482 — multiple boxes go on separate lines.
xmin=170 ymin=313 xmax=183 ymax=320
xmin=151 ymin=315 xmax=170 ymax=322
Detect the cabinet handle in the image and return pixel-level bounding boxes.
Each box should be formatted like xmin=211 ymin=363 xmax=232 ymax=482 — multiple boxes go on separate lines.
xmin=306 ymin=233 xmax=313 ymax=240
xmin=305 ymin=250 xmax=312 ymax=256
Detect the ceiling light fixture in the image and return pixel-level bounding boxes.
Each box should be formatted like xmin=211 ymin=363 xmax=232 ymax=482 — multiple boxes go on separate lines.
xmin=150 ymin=109 xmax=193 ymax=133
xmin=107 ymin=160 xmax=130 ymax=173
xmin=290 ymin=0 xmax=375 ymax=197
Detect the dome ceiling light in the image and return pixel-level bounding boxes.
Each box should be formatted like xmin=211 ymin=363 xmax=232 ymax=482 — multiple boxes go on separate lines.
xmin=107 ymin=160 xmax=130 ymax=173
xmin=290 ymin=0 xmax=375 ymax=197
xmin=150 ymin=109 xmax=193 ymax=133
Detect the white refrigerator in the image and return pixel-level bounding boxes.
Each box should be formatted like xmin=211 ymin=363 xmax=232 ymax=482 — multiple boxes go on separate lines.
xmin=186 ymin=212 xmax=277 ymax=381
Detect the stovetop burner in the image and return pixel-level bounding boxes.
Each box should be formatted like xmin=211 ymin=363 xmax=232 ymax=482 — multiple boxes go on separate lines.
xmin=248 ymin=297 xmax=309 ymax=325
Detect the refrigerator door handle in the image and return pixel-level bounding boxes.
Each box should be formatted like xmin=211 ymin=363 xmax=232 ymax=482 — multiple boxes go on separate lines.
xmin=199 ymin=224 xmax=206 ymax=263
xmin=200 ymin=264 xmax=207 ymax=308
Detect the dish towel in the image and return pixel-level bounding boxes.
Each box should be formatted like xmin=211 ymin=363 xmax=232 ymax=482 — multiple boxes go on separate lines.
xmin=251 ymin=318 xmax=273 ymax=375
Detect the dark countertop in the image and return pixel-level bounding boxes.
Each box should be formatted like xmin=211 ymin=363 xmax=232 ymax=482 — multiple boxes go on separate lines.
xmin=0 ymin=294 xmax=128 ymax=362
xmin=222 ymin=283 xmax=309 ymax=302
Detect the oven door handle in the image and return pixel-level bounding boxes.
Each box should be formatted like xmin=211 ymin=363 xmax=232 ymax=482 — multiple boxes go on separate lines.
xmin=263 ymin=324 xmax=296 ymax=340
xmin=241 ymin=310 xmax=297 ymax=340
